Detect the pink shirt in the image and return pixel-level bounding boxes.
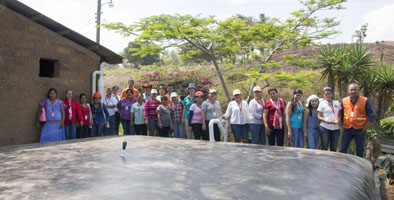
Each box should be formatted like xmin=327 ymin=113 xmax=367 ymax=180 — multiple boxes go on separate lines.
xmin=189 ymin=104 xmax=203 ymax=124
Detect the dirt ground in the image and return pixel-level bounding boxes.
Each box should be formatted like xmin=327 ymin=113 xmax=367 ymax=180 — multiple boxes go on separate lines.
xmin=387 ymin=183 xmax=394 ymax=200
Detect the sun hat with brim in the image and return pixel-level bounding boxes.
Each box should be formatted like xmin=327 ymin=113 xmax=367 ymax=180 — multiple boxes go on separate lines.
xmin=209 ymin=89 xmax=217 ymax=94
xmin=233 ymin=89 xmax=241 ymax=96
xmin=253 ymin=86 xmax=262 ymax=92
xmin=151 ymin=89 xmax=158 ymax=94
xmin=195 ymin=91 xmax=204 ymax=97
xmin=170 ymin=92 xmax=178 ymax=98
xmin=188 ymin=83 xmax=197 ymax=89
xmin=305 ymin=95 xmax=320 ymax=107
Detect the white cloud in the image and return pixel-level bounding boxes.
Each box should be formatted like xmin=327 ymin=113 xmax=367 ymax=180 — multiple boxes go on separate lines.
xmin=363 ymin=4 xmax=394 ymax=42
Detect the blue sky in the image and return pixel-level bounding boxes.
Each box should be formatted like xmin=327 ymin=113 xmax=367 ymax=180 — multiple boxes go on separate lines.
xmin=19 ymin=0 xmax=394 ymax=54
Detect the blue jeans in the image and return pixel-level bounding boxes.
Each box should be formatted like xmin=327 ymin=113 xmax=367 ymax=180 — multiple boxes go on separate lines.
xmin=122 ymin=119 xmax=135 ymax=135
xmin=173 ymin=122 xmax=185 ymax=138
xmin=91 ymin=123 xmax=104 ymax=137
xmin=103 ymin=115 xmax=116 ymax=136
xmin=320 ymin=126 xmax=339 ymax=151
xmin=64 ymin=124 xmax=77 ymax=140
xmin=340 ymin=128 xmax=366 ymax=158
xmin=307 ymin=127 xmax=321 ymax=149
xmin=249 ymin=124 xmax=266 ymax=145
xmin=231 ymin=124 xmax=249 ymax=142
xmin=290 ymin=128 xmax=304 ymax=148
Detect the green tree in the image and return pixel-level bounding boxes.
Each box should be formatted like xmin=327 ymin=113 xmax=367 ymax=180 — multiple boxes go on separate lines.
xmin=105 ymin=0 xmax=345 ymax=101
xmin=123 ymin=41 xmax=160 ymax=67
xmin=245 ymin=0 xmax=345 ymax=97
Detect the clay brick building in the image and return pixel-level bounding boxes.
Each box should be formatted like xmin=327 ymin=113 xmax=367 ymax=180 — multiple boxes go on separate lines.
xmin=0 ymin=0 xmax=122 ymax=146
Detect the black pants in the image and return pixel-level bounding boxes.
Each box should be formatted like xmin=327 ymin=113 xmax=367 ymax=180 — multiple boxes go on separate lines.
xmin=268 ymin=126 xmax=284 ymax=146
xmin=115 ymin=112 xmax=121 ymax=135
xmin=77 ymin=125 xmax=90 ymax=138
xmin=192 ymin=123 xmax=209 ymax=141
xmin=135 ymin=124 xmax=147 ymax=135
xmin=158 ymin=126 xmax=170 ymax=137
xmin=206 ymin=120 xmax=221 ymax=141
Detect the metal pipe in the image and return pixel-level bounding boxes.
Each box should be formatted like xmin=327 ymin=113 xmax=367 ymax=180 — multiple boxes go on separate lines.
xmin=208 ymin=119 xmax=228 ymax=142
xmin=92 ymin=62 xmax=111 ymax=98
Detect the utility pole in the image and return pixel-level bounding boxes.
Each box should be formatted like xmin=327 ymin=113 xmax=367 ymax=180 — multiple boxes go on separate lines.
xmin=96 ymin=0 xmax=101 ymax=44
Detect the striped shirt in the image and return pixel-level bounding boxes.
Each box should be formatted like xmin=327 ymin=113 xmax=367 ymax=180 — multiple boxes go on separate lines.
xmin=144 ymin=99 xmax=161 ymax=120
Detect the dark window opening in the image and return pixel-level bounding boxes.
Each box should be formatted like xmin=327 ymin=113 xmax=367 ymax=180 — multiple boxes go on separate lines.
xmin=39 ymin=59 xmax=59 ymax=78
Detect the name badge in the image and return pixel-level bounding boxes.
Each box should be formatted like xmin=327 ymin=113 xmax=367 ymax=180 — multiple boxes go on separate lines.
xmin=350 ymin=112 xmax=354 ymax=117
xmin=126 ymin=106 xmax=129 ymax=110
xmin=213 ymin=112 xmax=217 ymax=117
xmin=298 ymin=114 xmax=302 ymax=119
xmin=51 ymin=112 xmax=55 ymax=117
xmin=85 ymin=115 xmax=88 ymax=120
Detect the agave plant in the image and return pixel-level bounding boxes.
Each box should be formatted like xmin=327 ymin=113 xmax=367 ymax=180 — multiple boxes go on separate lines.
xmin=375 ymin=64 xmax=394 ymax=120
xmin=318 ymin=44 xmax=347 ymax=97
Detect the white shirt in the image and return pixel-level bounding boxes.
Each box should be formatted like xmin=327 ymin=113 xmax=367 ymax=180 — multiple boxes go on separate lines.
xmin=102 ymin=96 xmax=117 ymax=116
xmin=223 ymin=100 xmax=251 ymax=125
xmin=249 ymin=98 xmax=265 ymax=124
xmin=317 ymin=99 xmax=342 ymax=130
xmin=112 ymin=94 xmax=121 ymax=112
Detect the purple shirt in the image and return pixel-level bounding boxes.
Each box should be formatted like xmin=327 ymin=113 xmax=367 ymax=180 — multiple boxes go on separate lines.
xmin=117 ymin=97 xmax=137 ymax=120
xmin=189 ymin=104 xmax=203 ymax=124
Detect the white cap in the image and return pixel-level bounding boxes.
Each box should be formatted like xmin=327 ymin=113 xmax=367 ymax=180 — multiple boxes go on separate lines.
xmin=209 ymin=89 xmax=217 ymax=94
xmin=253 ymin=86 xmax=262 ymax=92
xmin=233 ymin=89 xmax=241 ymax=95
xmin=170 ymin=92 xmax=178 ymax=98
xmin=305 ymin=95 xmax=320 ymax=107
xmin=151 ymin=89 xmax=158 ymax=94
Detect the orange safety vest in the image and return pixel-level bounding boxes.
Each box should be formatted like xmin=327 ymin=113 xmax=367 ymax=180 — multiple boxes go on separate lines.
xmin=343 ymin=96 xmax=368 ymax=129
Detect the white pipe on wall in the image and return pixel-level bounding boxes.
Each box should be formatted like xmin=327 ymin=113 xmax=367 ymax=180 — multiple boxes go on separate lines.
xmin=92 ymin=62 xmax=111 ymax=98
xmin=208 ymin=119 xmax=228 ymax=142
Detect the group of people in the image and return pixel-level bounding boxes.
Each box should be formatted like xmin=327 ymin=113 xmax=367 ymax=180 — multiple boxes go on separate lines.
xmin=37 ymin=80 xmax=375 ymax=158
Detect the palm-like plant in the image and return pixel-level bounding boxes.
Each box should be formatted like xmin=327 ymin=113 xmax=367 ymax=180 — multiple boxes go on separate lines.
xmin=336 ymin=58 xmax=353 ymax=97
xmin=375 ymin=64 xmax=394 ymax=120
xmin=318 ymin=44 xmax=347 ymax=97
xmin=347 ymin=44 xmax=374 ymax=81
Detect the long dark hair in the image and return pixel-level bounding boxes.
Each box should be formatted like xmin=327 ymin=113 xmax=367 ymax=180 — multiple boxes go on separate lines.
xmin=308 ymin=98 xmax=319 ymax=116
xmin=291 ymin=89 xmax=303 ymax=112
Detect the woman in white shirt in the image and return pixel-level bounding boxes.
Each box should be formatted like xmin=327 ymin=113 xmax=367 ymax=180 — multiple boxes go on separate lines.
xmin=221 ymin=89 xmax=251 ymax=143
xmin=249 ymin=86 xmax=265 ymax=145
xmin=317 ymin=87 xmax=341 ymax=151
xmin=103 ymin=88 xmax=118 ymax=136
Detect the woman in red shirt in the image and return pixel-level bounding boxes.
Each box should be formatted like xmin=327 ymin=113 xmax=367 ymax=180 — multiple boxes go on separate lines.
xmin=63 ymin=89 xmax=83 ymax=140
xmin=263 ymin=88 xmax=286 ymax=146
xmin=77 ymin=93 xmax=92 ymax=138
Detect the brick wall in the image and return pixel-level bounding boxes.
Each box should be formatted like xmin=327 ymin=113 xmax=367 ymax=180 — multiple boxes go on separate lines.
xmin=0 ymin=8 xmax=101 ymax=146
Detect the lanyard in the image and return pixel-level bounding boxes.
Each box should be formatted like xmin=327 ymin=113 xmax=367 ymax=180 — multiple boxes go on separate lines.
xmin=210 ymin=100 xmax=216 ymax=111
xmin=328 ymin=101 xmax=335 ymax=115
xmin=349 ymin=98 xmax=358 ymax=112
xmin=105 ymin=97 xmax=111 ymax=105
xmin=137 ymin=103 xmax=142 ymax=116
xmin=296 ymin=101 xmax=301 ymax=115
xmin=50 ymin=100 xmax=58 ymax=113
xmin=237 ymin=101 xmax=242 ymax=112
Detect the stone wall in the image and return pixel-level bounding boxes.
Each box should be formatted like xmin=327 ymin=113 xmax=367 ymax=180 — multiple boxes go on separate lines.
xmin=0 ymin=7 xmax=101 ymax=146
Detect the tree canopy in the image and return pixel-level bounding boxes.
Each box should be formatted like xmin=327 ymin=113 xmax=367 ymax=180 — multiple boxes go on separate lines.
xmin=105 ymin=0 xmax=345 ymax=101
